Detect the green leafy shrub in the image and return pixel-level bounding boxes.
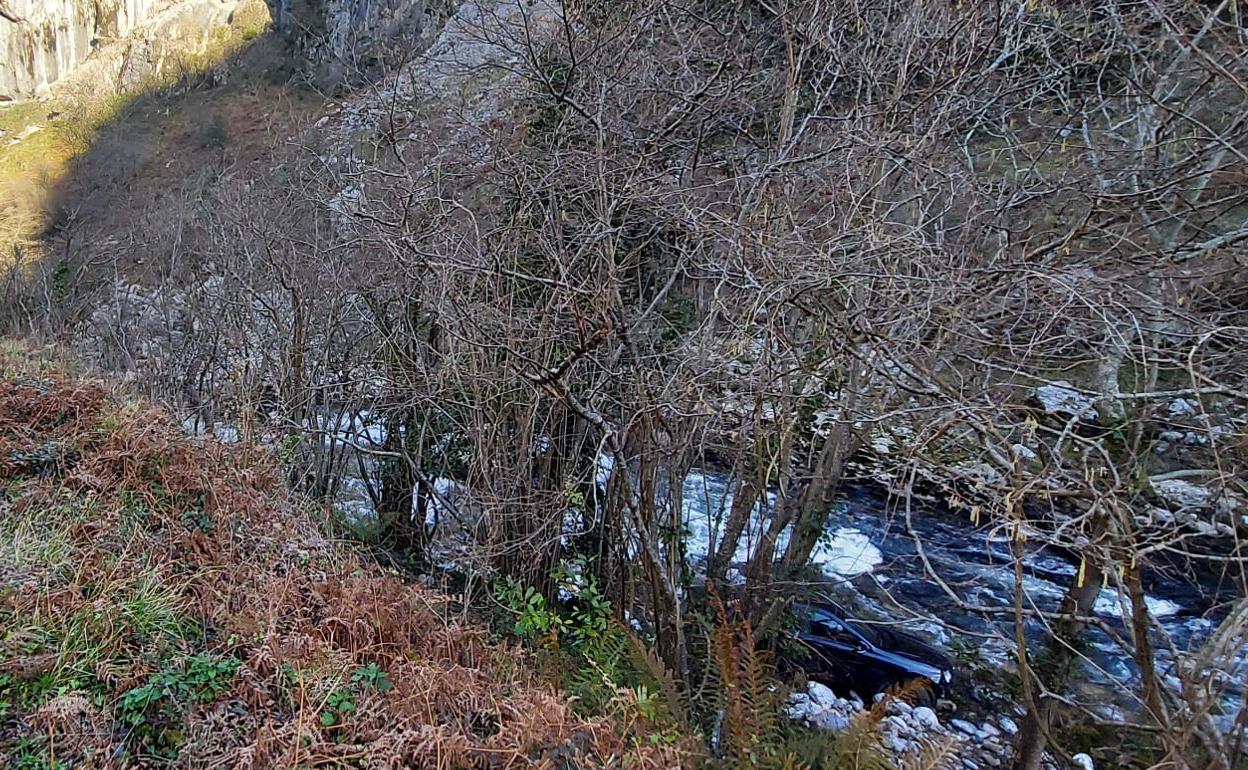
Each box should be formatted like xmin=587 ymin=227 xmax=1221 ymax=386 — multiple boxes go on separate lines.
xmin=116 ymin=654 xmax=240 ymax=757
xmin=318 ymin=664 xmax=395 ymax=728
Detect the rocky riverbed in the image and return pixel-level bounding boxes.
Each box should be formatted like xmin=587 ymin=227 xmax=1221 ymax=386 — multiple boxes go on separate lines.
xmin=788 ymin=681 xmax=1086 ymax=770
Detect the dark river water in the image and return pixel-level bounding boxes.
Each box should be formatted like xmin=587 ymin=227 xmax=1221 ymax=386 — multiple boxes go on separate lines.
xmin=680 ymin=471 xmax=1245 ymax=730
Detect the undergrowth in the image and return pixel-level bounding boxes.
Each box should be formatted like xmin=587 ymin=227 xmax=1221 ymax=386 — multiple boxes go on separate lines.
xmin=488 ymin=574 xmax=961 ymax=770
xmin=0 ymin=342 xmax=960 ymax=769
xmin=0 ymin=342 xmax=686 ymax=768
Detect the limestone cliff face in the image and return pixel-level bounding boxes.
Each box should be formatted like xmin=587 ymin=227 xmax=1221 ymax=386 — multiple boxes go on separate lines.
xmin=0 ymin=0 xmax=166 ymax=99
xmin=278 ymin=0 xmax=454 ymax=81
xmin=0 ymin=0 xmax=455 ymax=99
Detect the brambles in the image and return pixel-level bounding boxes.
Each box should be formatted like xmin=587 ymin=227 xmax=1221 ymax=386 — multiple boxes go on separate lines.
xmin=318 ymin=664 xmax=395 ymax=728
xmin=117 ymin=655 xmax=241 ymax=757
xmin=350 ymin=662 xmax=394 ymax=693
xmin=317 ymin=686 xmax=356 ymax=728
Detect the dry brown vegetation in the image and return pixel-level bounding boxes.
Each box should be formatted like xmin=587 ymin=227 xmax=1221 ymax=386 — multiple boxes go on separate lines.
xmin=1 ymin=0 xmax=1246 ymax=769
xmin=0 ymin=341 xmax=691 ymax=768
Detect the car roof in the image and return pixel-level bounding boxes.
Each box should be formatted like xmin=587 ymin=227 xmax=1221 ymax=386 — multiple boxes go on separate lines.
xmin=795 ymin=597 xmax=852 ymax=618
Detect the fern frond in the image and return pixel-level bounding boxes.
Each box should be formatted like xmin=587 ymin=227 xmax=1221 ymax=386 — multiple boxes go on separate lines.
xmin=620 ymin=622 xmax=690 ymax=729
xmin=706 ymin=588 xmax=790 ymax=770
xmin=903 ymin=735 xmax=960 ymax=770
xmin=826 ymin=708 xmax=890 ymax=770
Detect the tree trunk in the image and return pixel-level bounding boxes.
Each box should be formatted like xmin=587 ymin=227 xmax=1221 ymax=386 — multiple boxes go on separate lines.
xmin=1013 ymin=516 xmax=1106 ymax=770
xmin=378 ymin=408 xmax=428 ymax=558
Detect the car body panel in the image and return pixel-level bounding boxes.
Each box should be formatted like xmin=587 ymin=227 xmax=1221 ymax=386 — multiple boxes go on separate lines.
xmin=791 ymin=601 xmax=953 ymax=699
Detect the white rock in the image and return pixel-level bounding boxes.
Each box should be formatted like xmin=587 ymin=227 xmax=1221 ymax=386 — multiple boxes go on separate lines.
xmin=884 ymin=733 xmax=913 ymax=755
xmin=890 ymin=699 xmax=914 ymax=715
xmin=1153 ymin=478 xmax=1212 ymax=510
xmin=1036 ymin=382 xmax=1097 ymax=420
xmin=1072 ymin=753 xmax=1095 ymax=770
xmin=813 ymin=711 xmax=852 ymax=731
xmin=951 ymin=718 xmax=979 ymax=736
xmin=1011 ymin=443 xmax=1038 ymax=460
xmin=1168 ymin=399 xmax=1198 ymax=416
xmin=997 ymin=716 xmax=1018 ymax=735
xmin=885 ymin=715 xmax=912 ymax=737
xmin=911 ymin=706 xmax=941 ymax=731
xmin=978 ymin=722 xmax=1001 ymax=738
xmin=807 ymin=682 xmax=840 ymax=711
xmin=786 ymin=698 xmax=817 ymax=724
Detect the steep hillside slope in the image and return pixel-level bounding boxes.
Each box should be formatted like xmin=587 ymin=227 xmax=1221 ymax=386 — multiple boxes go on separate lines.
xmin=0 ymin=341 xmax=686 ymax=768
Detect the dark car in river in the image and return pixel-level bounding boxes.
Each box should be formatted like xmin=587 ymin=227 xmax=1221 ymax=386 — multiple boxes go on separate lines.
xmin=789 ymin=600 xmax=953 ymax=704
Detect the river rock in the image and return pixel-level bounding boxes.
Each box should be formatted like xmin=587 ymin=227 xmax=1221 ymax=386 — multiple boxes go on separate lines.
xmin=1011 ymin=443 xmax=1039 ymax=460
xmin=884 ymin=733 xmax=913 ymax=755
xmin=1036 ymin=381 xmax=1096 ymax=420
xmin=787 ymin=682 xmax=852 ymax=731
xmin=911 ymin=706 xmax=941 ymax=730
xmin=807 ymin=681 xmax=839 ymax=710
xmin=885 ymin=715 xmax=912 ymax=737
xmin=1072 ymin=753 xmax=1095 ymax=770
xmin=997 ymin=716 xmax=1018 ymax=735
xmin=1168 ymin=398 xmax=1198 ymax=416
xmin=978 ymin=722 xmax=1001 ymax=738
xmin=951 ymin=718 xmax=979 ymax=736
xmin=1153 ymin=478 xmax=1212 ymax=510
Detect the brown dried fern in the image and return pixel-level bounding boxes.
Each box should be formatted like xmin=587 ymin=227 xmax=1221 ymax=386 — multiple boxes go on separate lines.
xmin=903 ymin=735 xmax=961 ymax=770
xmin=708 ymin=589 xmax=782 ymax=770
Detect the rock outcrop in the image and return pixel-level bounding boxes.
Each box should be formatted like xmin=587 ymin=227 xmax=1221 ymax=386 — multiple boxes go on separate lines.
xmin=0 ymin=0 xmax=250 ymax=100
xmin=276 ymin=0 xmax=456 ymax=83
xmin=1 ymin=0 xmax=162 ymax=98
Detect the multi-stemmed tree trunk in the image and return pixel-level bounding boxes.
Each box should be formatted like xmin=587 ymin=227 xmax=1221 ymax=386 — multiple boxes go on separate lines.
xmin=1013 ymin=512 xmax=1107 ymax=770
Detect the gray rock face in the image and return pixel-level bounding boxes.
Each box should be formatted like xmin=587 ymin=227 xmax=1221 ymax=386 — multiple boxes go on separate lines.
xmin=279 ymin=0 xmax=454 ymax=82
xmin=0 ymin=0 xmax=162 ymax=99
xmin=0 ymin=0 xmax=249 ymax=100
xmin=1 ymin=0 xmax=454 ymax=99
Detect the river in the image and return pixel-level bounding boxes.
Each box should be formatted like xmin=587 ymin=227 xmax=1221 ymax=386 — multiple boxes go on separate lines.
xmin=680 ymin=471 xmax=1245 ymax=730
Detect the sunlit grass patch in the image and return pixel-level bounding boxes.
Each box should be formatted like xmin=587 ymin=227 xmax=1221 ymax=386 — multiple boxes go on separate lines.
xmin=0 ymin=1 xmax=274 ymax=263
